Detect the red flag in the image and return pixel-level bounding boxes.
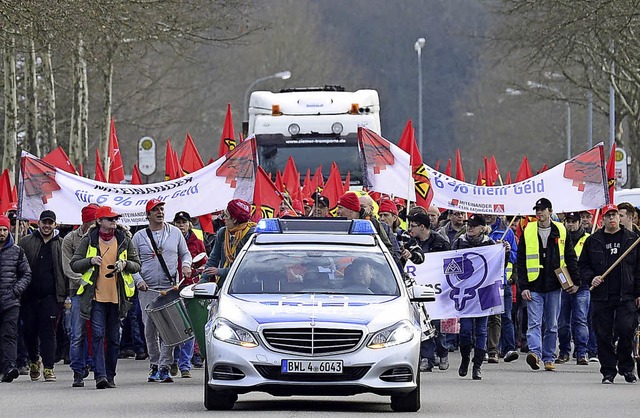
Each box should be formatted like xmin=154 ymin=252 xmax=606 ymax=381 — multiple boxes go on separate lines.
xmin=218 ymin=103 xmax=236 ymax=158
xmin=282 ymin=156 xmax=301 ymax=202
xmin=43 ymin=146 xmax=77 ymax=174
xmin=165 ymin=139 xmax=184 ymax=180
xmin=537 ymin=164 xmax=548 ymax=174
xmin=108 ymin=118 xmax=125 ymax=184
xmin=0 ymin=169 xmax=13 ymax=214
xmin=505 ymin=171 xmax=512 ymax=184
xmin=515 ymin=156 xmax=533 ymax=182
xmin=444 ymin=159 xmax=452 ymax=177
xmin=275 ymin=170 xmax=284 ymax=193
xmin=301 ymin=169 xmax=312 ymax=199
xmin=606 ymin=143 xmax=616 ymax=203
xmin=311 ymin=166 xmax=324 ymax=192
xmin=78 ymin=163 xmax=83 ymax=178
xmin=434 ymin=160 xmax=441 ymax=172
xmin=489 ymin=155 xmax=501 ymax=185
xmin=131 ymin=164 xmax=143 ymax=185
xmin=396 ymin=119 xmax=433 ymax=208
xmin=344 ymin=171 xmax=351 ymax=193
xmin=252 ymin=166 xmax=283 ymax=222
xmin=95 ymin=149 xmax=107 ymax=182
xmin=483 ymin=157 xmax=493 ymax=186
xmin=476 ymin=169 xmax=484 ymax=186
xmin=321 ymin=163 xmax=344 ymax=214
xmin=455 ymin=149 xmax=465 ymax=182
xmin=11 ymin=184 xmax=17 ymax=202
xmin=181 ymin=133 xmax=205 ymax=174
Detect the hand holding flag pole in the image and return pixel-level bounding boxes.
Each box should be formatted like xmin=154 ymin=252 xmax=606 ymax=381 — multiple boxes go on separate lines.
xmin=589 ymin=236 xmax=640 ymax=291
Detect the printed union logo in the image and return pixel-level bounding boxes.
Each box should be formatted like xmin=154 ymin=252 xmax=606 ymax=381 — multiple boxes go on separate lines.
xmin=450 ymin=199 xmax=459 ymax=206
xmin=444 ymin=258 xmax=463 ymax=275
xmin=493 ymin=204 xmax=505 ymax=213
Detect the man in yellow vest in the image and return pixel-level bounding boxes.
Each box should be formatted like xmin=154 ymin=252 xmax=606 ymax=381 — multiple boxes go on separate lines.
xmin=70 ymin=206 xmax=141 ymax=389
xmin=556 ymin=211 xmax=591 ymax=365
xmin=517 ymin=198 xmax=579 ymax=371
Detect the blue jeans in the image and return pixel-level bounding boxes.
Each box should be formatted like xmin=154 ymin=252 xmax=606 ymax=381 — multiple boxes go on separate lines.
xmin=120 ymin=293 xmax=146 ymax=354
xmin=420 ymin=320 xmax=448 ymax=366
xmin=69 ymin=295 xmax=88 ymax=374
xmin=91 ymin=301 xmax=120 ymax=380
xmin=173 ymin=339 xmax=195 ymax=371
xmin=526 ymin=289 xmax=561 ymax=363
xmin=460 ymin=316 xmax=488 ymax=351
xmin=500 ymin=283 xmax=516 ymax=354
xmin=557 ymin=286 xmax=590 ymax=358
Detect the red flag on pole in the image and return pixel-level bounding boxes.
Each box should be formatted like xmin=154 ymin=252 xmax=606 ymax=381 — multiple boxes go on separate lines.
xmin=505 ymin=171 xmax=512 ymax=185
xmin=275 ymin=170 xmax=284 ymax=193
xmin=165 ymin=139 xmax=184 ymax=180
xmin=218 ymin=103 xmax=236 ymax=158
xmin=108 ymin=118 xmax=125 ymax=184
xmin=282 ymin=156 xmax=301 ymax=202
xmin=344 ymin=171 xmax=351 ymax=193
xmin=444 ymin=159 xmax=452 ymax=177
xmin=434 ymin=160 xmax=441 ymax=172
xmin=78 ymin=163 xmax=83 ymax=178
xmin=321 ymin=162 xmax=344 ymax=214
xmin=537 ymin=164 xmax=548 ymax=174
xmin=43 ymin=146 xmax=77 ymax=174
xmin=515 ymin=156 xmax=533 ymax=182
xmin=483 ymin=156 xmax=493 ymax=186
xmin=396 ymin=119 xmax=434 ymax=208
xmin=476 ymin=169 xmax=484 ymax=186
xmin=252 ymin=166 xmax=284 ymax=222
xmin=606 ymin=143 xmax=616 ymax=203
xmin=181 ymin=133 xmax=205 ymax=174
xmin=0 ymin=169 xmax=13 ymax=214
xmin=95 ymin=149 xmax=107 ymax=182
xmin=311 ymin=166 xmax=324 ymax=192
xmin=455 ymin=149 xmax=465 ymax=182
xmin=131 ymin=164 xmax=143 ymax=185
xmin=489 ymin=155 xmax=501 ymax=185
xmin=301 ymin=169 xmax=312 ymax=199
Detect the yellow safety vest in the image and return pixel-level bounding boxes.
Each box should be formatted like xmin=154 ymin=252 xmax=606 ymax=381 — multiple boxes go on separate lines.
xmin=574 ymin=233 xmax=589 ymax=258
xmin=524 ymin=221 xmax=567 ymax=282
xmin=505 ymin=262 xmax=513 ymax=282
xmin=192 ymin=228 xmax=204 ymax=242
xmin=77 ymin=244 xmax=135 ymax=298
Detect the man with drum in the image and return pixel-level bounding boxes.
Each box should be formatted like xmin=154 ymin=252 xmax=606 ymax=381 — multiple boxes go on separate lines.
xmin=70 ymin=206 xmax=140 ymax=389
xmin=132 ymin=199 xmax=192 ymax=383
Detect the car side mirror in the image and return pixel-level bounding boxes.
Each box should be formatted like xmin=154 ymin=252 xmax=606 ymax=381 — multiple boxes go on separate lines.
xmin=409 ymin=285 xmax=436 ymax=302
xmin=190 ymin=282 xmax=219 ymax=299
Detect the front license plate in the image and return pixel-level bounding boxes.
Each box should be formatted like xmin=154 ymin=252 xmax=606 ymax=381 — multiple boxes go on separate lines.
xmin=281 ymin=360 xmax=343 ymax=374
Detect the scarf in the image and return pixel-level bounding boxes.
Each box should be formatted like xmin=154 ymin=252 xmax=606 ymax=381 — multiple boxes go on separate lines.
xmin=223 ymin=221 xmax=256 ymax=267
xmin=99 ymin=229 xmax=115 ymax=241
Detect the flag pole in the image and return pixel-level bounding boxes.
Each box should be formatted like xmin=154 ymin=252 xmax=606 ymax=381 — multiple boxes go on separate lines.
xmin=590 ymin=236 xmax=640 ymax=291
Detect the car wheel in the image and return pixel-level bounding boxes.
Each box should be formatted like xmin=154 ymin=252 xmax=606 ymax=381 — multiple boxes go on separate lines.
xmin=204 ymin=361 xmax=237 ymax=410
xmin=390 ymin=368 xmax=421 ymax=412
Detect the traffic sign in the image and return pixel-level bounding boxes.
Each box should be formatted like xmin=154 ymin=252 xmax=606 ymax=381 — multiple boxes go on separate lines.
xmin=615 ymin=147 xmax=627 ymax=188
xmin=138 ymin=136 xmax=156 ymax=176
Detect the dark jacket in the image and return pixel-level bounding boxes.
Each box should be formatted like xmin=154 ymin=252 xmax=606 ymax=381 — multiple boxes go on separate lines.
xmin=451 ymin=233 xmax=495 ymax=250
xmin=0 ymin=234 xmax=32 ymax=311
xmin=517 ymin=221 xmax=579 ymax=293
xmin=416 ymin=230 xmax=451 ymax=254
xmin=70 ymin=225 xmax=141 ymax=319
xmin=578 ymin=226 xmax=640 ymax=303
xmin=19 ymin=230 xmax=67 ymax=303
xmin=200 ymin=224 xmax=255 ymax=283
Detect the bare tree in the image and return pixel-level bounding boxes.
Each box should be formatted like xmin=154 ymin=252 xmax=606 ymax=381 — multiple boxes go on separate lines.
xmin=3 ymin=36 xmax=17 ymax=179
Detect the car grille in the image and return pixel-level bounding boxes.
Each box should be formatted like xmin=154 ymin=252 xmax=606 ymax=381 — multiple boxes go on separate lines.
xmin=380 ymin=367 xmax=413 ymax=382
xmin=212 ymin=364 xmax=245 ymax=380
xmin=254 ymin=365 xmax=370 ymax=381
xmin=262 ymin=327 xmax=364 ymax=355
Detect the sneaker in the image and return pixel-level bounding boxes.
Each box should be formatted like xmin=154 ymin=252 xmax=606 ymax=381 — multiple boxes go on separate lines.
xmin=589 ymin=354 xmax=599 ymax=363
xmin=96 ymin=377 xmax=108 ymax=389
xmin=504 ymin=351 xmax=519 ymax=363
xmin=1 ymin=368 xmax=19 ymax=383
xmin=544 ymin=362 xmax=555 ymax=371
xmin=602 ymin=376 xmax=614 ymax=384
xmin=483 ymin=352 xmax=489 ymax=362
xmin=83 ymin=365 xmax=90 ymax=379
xmin=487 ymin=353 xmax=499 ymax=364
xmin=118 ymin=349 xmax=135 ymax=359
xmin=577 ymin=356 xmax=589 ymax=366
xmin=192 ymin=353 xmax=203 ymax=368
xmin=419 ymin=358 xmax=432 ymax=372
xmin=43 ymin=368 xmax=56 ymax=382
xmin=158 ymin=368 xmax=174 ymax=383
xmin=18 ymin=366 xmax=29 ymax=376
xmin=106 ymin=379 xmax=116 ymax=388
xmin=170 ymin=363 xmax=179 ymax=377
xmin=555 ymin=353 xmax=569 ymax=364
xmin=135 ymin=352 xmax=149 ymax=361
xmin=148 ymin=365 xmax=160 ymax=382
xmin=526 ymin=353 xmax=540 ymax=370
xmin=29 ymin=358 xmax=42 ymax=381
xmin=439 ymin=356 xmax=449 ymax=371
xmin=181 ymin=369 xmax=192 ymax=378
xmin=622 ymin=372 xmax=637 ymax=383
xmin=72 ymin=371 xmax=84 ymax=387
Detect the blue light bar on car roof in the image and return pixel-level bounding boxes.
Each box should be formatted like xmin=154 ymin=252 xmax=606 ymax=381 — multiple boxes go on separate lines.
xmin=349 ymin=219 xmax=376 ymax=235
xmin=255 ymin=218 xmax=282 ymax=233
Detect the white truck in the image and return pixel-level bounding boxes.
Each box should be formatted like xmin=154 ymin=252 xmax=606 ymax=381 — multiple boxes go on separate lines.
xmin=247 ymin=86 xmax=381 ymax=187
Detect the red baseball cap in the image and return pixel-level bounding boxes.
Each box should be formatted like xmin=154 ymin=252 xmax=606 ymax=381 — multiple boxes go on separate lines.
xmin=602 ymin=203 xmax=618 ymax=214
xmin=146 ymin=199 xmax=165 ymax=213
xmin=95 ymin=206 xmax=120 ymax=219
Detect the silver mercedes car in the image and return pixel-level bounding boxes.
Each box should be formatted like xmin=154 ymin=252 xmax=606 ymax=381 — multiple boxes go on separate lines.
xmin=191 ymin=218 xmax=434 ymax=412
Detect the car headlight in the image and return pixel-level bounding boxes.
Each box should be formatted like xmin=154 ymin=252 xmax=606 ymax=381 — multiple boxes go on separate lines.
xmin=212 ymin=318 xmax=259 ymax=348
xmin=367 ymin=320 xmax=416 ymax=349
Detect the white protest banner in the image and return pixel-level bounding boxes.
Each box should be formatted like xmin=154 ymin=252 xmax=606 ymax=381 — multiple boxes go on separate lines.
xmin=423 ymin=144 xmax=608 ymax=215
xmin=18 ymin=138 xmax=257 ymax=225
xmin=358 ymin=127 xmax=416 ymax=200
xmin=406 ymin=244 xmax=505 ymax=319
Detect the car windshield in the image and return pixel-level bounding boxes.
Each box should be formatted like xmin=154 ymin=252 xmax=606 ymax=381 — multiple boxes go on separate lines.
xmin=228 ymin=250 xmax=400 ymax=296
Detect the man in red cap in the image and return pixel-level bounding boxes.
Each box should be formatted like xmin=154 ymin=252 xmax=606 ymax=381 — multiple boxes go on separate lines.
xmin=61 ymin=203 xmax=100 ymax=387
xmin=336 ymin=192 xmax=361 ymax=220
xmin=0 ymin=215 xmax=31 ymax=382
xmin=71 ymin=206 xmax=141 ymax=389
xmin=580 ymin=203 xmax=640 ymax=384
xmin=201 ymin=199 xmax=256 ymax=284
xmin=131 ymin=199 xmax=192 ymax=383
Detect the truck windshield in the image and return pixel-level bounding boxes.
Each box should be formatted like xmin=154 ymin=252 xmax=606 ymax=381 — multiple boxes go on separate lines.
xmin=256 ymin=133 xmax=362 ymax=187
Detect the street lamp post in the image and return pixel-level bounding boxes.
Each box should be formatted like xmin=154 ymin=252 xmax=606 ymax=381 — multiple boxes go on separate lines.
xmin=243 ymin=71 xmax=292 ymax=124
xmin=414 ymin=38 xmax=426 ymax=156
xmin=527 ymin=81 xmax=572 ymax=160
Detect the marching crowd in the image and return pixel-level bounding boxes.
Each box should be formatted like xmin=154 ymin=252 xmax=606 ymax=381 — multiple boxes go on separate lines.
xmin=1 ymin=191 xmax=639 ymax=389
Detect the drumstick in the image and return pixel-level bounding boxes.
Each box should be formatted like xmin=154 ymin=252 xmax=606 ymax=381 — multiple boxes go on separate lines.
xmin=590 ymin=236 xmax=640 ymax=291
